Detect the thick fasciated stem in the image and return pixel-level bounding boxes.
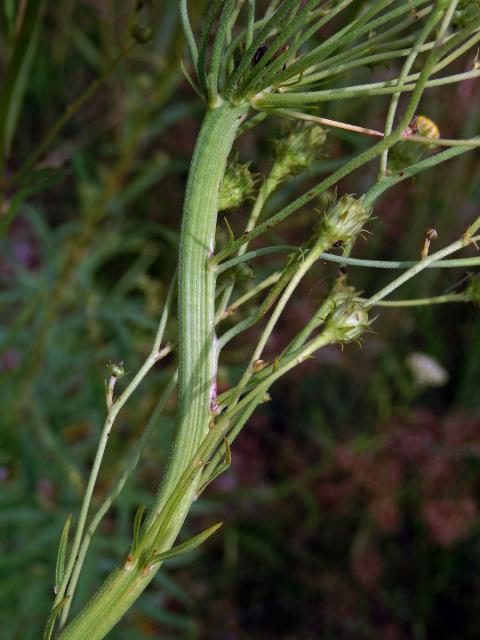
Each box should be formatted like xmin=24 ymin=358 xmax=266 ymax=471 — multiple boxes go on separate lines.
xmin=57 ymin=101 xmax=247 ymax=640
xmin=151 ymin=101 xmax=248 ymax=515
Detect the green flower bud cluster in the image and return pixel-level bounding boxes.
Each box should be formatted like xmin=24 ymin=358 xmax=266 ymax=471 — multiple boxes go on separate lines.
xmin=325 ymin=297 xmax=370 ymax=344
xmin=465 ymin=275 xmax=480 ymax=306
xmin=271 ymin=123 xmax=327 ymax=183
xmin=218 ymin=161 xmax=255 ymax=211
xmin=318 ymin=194 xmax=372 ymax=247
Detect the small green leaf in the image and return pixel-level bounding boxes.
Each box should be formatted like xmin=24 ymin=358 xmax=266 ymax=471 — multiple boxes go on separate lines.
xmin=197 ymin=437 xmax=232 ymax=497
xmin=151 ymin=522 xmax=223 ymax=564
xmin=43 ymin=596 xmax=70 ymax=640
xmin=180 ymin=59 xmax=205 ymax=101
xmin=55 ymin=514 xmax=72 ymax=595
xmin=132 ymin=504 xmax=146 ymax=554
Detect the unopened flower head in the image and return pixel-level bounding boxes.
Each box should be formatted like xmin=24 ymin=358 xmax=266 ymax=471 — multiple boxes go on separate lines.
xmin=389 ymin=115 xmax=440 ymax=171
xmin=272 ymin=123 xmax=326 ymax=183
xmin=324 ymin=282 xmax=357 ymax=317
xmin=218 ymin=161 xmax=255 ymax=211
xmin=325 ymin=298 xmax=370 ymax=344
xmin=319 ymin=194 xmax=372 ymax=247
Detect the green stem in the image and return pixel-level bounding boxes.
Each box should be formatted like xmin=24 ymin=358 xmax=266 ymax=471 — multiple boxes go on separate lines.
xmin=149 ymin=101 xmax=248 ymax=519
xmin=58 ymin=101 xmax=247 ymax=640
xmin=363 ymin=293 xmax=466 ymax=307
xmin=255 ymin=69 xmax=480 ymax=107
xmin=379 ymin=0 xmax=441 ymax=175
xmin=366 ymin=233 xmax=480 ymax=306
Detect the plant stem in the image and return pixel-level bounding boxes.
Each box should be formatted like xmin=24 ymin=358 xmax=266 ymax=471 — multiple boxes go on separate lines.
xmin=363 ymin=293 xmax=466 ymax=307
xmin=380 ymin=0 xmax=441 ymax=175
xmin=58 ymin=100 xmax=248 ymax=640
xmin=366 ymin=233 xmax=480 ymax=306
xmin=148 ymin=101 xmax=248 ymax=520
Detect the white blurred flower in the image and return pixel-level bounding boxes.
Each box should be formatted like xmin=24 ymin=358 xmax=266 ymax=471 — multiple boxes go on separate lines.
xmin=407 ymin=352 xmax=449 ymax=388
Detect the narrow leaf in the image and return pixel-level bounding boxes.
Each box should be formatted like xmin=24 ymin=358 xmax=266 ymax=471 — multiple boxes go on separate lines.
xmin=42 ymin=596 xmax=70 ymax=640
xmin=223 ymin=216 xmax=235 ymax=245
xmin=0 ymin=0 xmax=46 ymax=160
xmin=151 ymin=522 xmax=223 ymax=564
xmin=197 ymin=437 xmax=232 ymax=496
xmin=54 ymin=514 xmax=72 ymax=595
xmin=180 ymin=59 xmax=205 ymax=100
xmin=132 ymin=504 xmax=146 ymax=554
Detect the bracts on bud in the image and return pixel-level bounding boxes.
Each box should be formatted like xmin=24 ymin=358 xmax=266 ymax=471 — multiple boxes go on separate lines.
xmin=325 ymin=299 xmax=371 ymax=344
xmin=318 ymin=194 xmax=372 ymax=248
xmin=322 ymin=282 xmax=371 ymax=345
xmin=218 ymin=161 xmax=255 ymax=211
xmin=271 ymin=123 xmax=327 ymax=184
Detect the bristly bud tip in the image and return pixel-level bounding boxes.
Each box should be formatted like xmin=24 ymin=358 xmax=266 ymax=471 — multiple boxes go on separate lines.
xmin=319 ymin=194 xmax=372 ymax=248
xmin=324 ymin=283 xmax=371 ymax=344
xmin=272 ymin=123 xmax=327 ymax=183
xmin=218 ymin=161 xmax=255 ymax=211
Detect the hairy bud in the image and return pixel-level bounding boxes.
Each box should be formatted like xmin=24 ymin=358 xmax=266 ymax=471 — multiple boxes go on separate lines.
xmin=218 ymin=161 xmax=255 ymax=211
xmin=271 ymin=123 xmax=327 ymax=183
xmin=318 ymin=194 xmax=372 ymax=247
xmin=389 ymin=115 xmax=440 ymax=171
xmin=325 ymin=299 xmax=370 ymax=344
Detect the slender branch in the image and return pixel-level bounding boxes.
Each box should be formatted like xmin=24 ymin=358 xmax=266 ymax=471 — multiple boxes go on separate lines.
xmin=362 ymin=293 xmax=467 ymax=307
xmin=58 ymin=375 xmax=177 ymax=625
xmin=274 ymin=107 xmax=480 ymax=148
xmin=217 ymin=271 xmax=282 ymax=323
xmin=380 ymin=0 xmax=443 ymax=176
xmin=255 ymin=69 xmax=480 ymax=107
xmin=216 ymin=245 xmax=296 ymax=273
xmin=55 ymin=273 xmax=176 ymax=625
xmin=180 ymin=0 xmax=199 ymax=66
xmin=247 ymin=0 xmax=255 ymax=48
xmin=366 ymin=232 xmax=480 ymax=307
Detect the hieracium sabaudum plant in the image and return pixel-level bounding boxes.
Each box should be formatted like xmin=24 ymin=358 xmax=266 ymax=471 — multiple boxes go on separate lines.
xmin=42 ymin=1 xmax=480 ymax=638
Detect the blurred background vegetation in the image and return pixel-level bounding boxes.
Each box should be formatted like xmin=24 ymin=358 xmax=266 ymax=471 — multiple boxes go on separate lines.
xmin=1 ymin=1 xmax=480 ymax=638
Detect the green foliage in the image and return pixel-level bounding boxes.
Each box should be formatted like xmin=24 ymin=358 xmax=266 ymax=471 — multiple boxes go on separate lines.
xmin=1 ymin=1 xmax=480 ymax=639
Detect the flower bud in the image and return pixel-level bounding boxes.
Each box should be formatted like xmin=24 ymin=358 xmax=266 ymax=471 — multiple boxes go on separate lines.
xmin=389 ymin=115 xmax=440 ymax=171
xmin=218 ymin=161 xmax=255 ymax=211
xmin=318 ymin=194 xmax=372 ymax=247
xmin=108 ymin=361 xmax=126 ymax=378
xmin=325 ymin=299 xmax=370 ymax=343
xmin=271 ymin=123 xmax=326 ymax=183
xmin=323 ymin=281 xmax=357 ymax=316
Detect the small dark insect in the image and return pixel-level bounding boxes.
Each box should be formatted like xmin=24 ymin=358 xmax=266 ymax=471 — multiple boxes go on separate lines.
xmin=252 ymin=45 xmax=269 ymax=66
xmin=251 ymin=44 xmax=289 ymax=69
xmin=333 ymin=240 xmax=344 ymax=248
xmin=405 ymin=115 xmax=420 ymax=136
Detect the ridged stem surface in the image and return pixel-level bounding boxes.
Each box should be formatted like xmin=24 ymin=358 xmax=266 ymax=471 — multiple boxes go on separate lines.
xmin=58 ymin=101 xmax=246 ymax=640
